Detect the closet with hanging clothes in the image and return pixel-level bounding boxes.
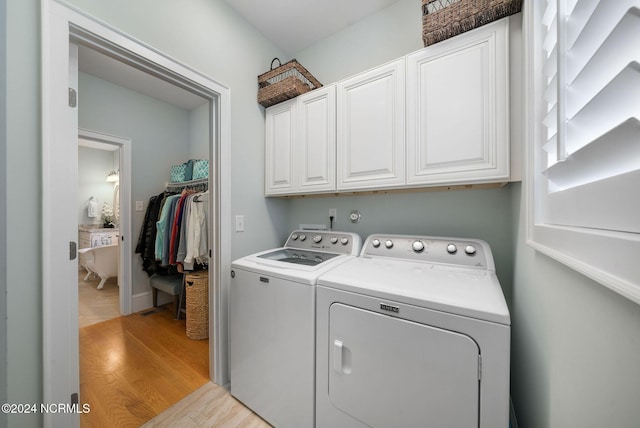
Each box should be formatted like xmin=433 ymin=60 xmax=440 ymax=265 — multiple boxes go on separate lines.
xmin=135 ymin=161 xmax=209 ymax=337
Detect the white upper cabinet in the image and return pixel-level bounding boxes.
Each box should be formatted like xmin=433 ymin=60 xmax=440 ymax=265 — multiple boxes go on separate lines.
xmin=298 ymin=85 xmax=336 ymax=193
xmin=336 ymin=59 xmax=405 ymax=191
xmin=265 ymin=99 xmax=297 ymax=195
xmin=406 ymin=19 xmax=509 ymax=186
xmin=265 ymin=85 xmax=336 ymax=196
xmin=264 ymin=18 xmax=513 ymax=196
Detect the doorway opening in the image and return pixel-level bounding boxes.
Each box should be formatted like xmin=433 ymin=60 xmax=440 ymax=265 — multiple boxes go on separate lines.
xmin=77 ymin=130 xmax=131 ymax=327
xmin=42 ymin=3 xmax=231 ymax=425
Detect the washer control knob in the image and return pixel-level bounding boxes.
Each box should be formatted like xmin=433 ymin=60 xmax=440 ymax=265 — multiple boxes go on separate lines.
xmin=299 ymin=234 xmax=307 ymax=241
xmin=385 ymin=240 xmax=394 ymax=249
xmin=313 ymin=235 xmax=322 ymax=243
xmin=291 ymin=234 xmax=299 ymax=240
xmin=340 ymin=237 xmax=349 ymax=245
xmin=465 ymin=245 xmax=477 ymax=255
xmin=447 ymin=244 xmax=457 ymax=254
xmin=372 ymin=238 xmax=381 ymax=248
xmin=412 ymin=240 xmax=425 ymax=253
xmin=330 ymin=236 xmax=338 ymax=244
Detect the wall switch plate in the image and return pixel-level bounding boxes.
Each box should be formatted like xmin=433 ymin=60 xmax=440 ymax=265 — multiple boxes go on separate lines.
xmin=135 ymin=201 xmax=144 ymax=211
xmin=235 ymin=215 xmax=245 ymax=232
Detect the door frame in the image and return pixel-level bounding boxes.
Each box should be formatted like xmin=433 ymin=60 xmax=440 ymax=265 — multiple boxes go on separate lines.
xmin=78 ymin=128 xmax=132 ymax=316
xmin=42 ymin=2 xmax=231 ymax=426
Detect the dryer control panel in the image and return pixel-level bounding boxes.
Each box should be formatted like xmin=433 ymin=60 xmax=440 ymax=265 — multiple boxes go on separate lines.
xmin=285 ymin=230 xmax=362 ymax=256
xmin=361 ymin=234 xmax=493 ymax=270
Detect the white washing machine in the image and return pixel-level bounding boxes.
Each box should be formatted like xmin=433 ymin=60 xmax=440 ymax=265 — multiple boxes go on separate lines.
xmin=230 ymin=230 xmax=362 ymax=428
xmin=316 ymin=234 xmax=511 ymax=428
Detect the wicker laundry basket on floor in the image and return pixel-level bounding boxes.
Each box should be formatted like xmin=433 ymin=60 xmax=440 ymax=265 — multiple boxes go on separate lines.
xmin=185 ymin=271 xmax=208 ymax=340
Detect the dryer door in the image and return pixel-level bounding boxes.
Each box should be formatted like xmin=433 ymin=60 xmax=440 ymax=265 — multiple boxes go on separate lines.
xmin=329 ymin=303 xmax=480 ymax=428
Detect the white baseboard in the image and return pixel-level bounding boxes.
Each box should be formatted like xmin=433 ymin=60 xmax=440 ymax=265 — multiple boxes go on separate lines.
xmin=131 ymin=290 xmax=174 ymax=313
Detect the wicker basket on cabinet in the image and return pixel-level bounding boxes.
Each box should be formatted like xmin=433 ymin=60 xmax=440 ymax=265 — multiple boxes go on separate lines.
xmin=421 ymin=0 xmax=522 ymax=46
xmin=257 ymin=58 xmax=322 ymax=108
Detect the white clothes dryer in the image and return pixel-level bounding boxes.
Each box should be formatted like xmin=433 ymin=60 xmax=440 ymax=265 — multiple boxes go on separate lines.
xmin=316 ymin=234 xmax=511 ymax=428
xmin=230 ymin=230 xmax=362 ymax=428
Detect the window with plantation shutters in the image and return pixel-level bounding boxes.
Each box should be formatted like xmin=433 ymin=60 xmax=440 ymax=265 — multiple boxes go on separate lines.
xmin=526 ymin=0 xmax=640 ymax=303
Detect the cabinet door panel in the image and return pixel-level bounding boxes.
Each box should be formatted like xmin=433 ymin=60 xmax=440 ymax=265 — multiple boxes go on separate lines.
xmin=299 ymin=86 xmax=336 ymax=192
xmin=265 ymin=100 xmax=296 ymax=195
xmin=337 ymin=60 xmax=405 ymax=190
xmin=407 ymin=19 xmax=509 ymax=186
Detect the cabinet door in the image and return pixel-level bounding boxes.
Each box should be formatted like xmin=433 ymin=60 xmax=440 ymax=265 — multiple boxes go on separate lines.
xmin=406 ymin=19 xmax=509 ymax=186
xmin=265 ymin=99 xmax=297 ymax=195
xmin=298 ymin=86 xmax=336 ymax=193
xmin=337 ymin=59 xmax=405 ymax=190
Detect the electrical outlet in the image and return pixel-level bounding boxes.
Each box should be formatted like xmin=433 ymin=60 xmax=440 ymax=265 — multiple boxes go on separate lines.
xmin=135 ymin=201 xmax=144 ymax=211
xmin=329 ymin=208 xmax=337 ymax=219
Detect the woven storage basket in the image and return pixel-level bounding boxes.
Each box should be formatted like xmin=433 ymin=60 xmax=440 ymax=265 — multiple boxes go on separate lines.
xmin=258 ymin=58 xmax=322 ymax=108
xmin=185 ymin=271 xmax=208 ymax=340
xmin=422 ymin=0 xmax=522 ymax=46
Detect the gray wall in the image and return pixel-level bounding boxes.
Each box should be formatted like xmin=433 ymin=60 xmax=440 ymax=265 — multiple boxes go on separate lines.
xmin=5 ymin=0 xmax=42 ymax=426
xmin=511 ymin=182 xmax=640 ymax=427
xmin=286 ymin=189 xmax=514 ymax=302
xmin=188 ymin=102 xmax=210 ymax=159
xmin=295 ymin=0 xmax=423 ymax=85
xmin=0 ymin=0 xmax=8 ymax=425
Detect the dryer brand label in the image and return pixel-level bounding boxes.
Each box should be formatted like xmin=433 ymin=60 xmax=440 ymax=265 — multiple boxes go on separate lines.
xmin=380 ymin=303 xmax=399 ymax=313
xmin=259 ymin=277 xmax=269 ymax=283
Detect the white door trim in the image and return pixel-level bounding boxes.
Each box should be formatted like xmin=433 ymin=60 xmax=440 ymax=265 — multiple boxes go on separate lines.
xmin=78 ymin=128 xmax=132 ymax=316
xmin=42 ymin=2 xmax=231 ymax=426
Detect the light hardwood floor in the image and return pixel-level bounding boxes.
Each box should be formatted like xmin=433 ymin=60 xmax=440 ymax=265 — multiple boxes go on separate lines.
xmin=78 ymin=270 xmax=120 ymax=328
xmin=79 ymin=304 xmax=210 ymax=427
xmin=142 ymin=382 xmax=271 ymax=428
xmin=80 ymin=304 xmax=270 ymax=427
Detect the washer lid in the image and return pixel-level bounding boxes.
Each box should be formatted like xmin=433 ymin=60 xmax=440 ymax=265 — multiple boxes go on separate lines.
xmin=318 ymin=257 xmax=510 ymax=325
xmin=258 ymin=248 xmax=341 ymax=266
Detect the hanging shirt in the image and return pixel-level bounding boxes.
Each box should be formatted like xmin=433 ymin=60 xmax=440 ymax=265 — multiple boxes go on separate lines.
xmin=155 ymin=194 xmax=181 ymax=263
xmin=184 ymin=191 xmax=209 ymax=268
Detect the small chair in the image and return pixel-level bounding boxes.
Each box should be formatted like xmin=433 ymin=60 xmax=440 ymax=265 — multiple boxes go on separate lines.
xmin=149 ymin=273 xmax=185 ymax=319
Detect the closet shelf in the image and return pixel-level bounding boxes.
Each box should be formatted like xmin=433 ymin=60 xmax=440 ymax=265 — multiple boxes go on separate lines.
xmin=165 ymin=178 xmax=208 ymax=193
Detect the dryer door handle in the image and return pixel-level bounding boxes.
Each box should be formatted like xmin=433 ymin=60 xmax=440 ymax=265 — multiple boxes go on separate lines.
xmin=333 ymin=339 xmax=352 ymax=375
xmin=333 ymin=339 xmax=343 ymax=373
xmin=333 ymin=340 xmax=344 ymax=374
